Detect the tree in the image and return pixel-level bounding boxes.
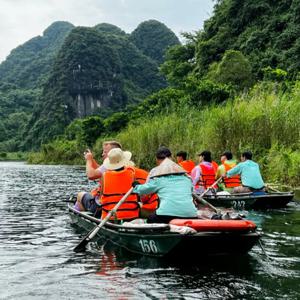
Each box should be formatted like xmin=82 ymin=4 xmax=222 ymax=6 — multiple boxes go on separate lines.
xmin=207 ymin=50 xmax=253 ymax=90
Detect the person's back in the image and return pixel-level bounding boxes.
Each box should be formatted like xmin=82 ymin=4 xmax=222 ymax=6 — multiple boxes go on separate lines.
xmin=226 ymin=151 xmax=264 ymax=193
xmin=216 ymin=151 xmax=241 ymax=192
xmin=100 ymin=166 xmax=139 ymax=220
xmin=179 ymin=160 xmax=195 ymax=174
xmin=133 ymin=166 xmax=159 ymax=215
xmin=191 ymin=150 xmax=216 ymax=193
xmin=97 ymin=148 xmax=139 ymax=220
xmin=153 ymin=174 xmax=197 ymax=218
xmin=176 ymin=151 xmax=195 ymax=175
xmin=133 ymin=148 xmax=197 ymax=223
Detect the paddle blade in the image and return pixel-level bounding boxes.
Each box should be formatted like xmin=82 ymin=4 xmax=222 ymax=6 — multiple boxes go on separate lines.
xmin=73 ymin=235 xmax=91 ymax=253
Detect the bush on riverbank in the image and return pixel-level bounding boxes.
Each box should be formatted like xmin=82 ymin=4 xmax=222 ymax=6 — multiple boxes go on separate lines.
xmin=0 ymin=152 xmax=27 ymax=161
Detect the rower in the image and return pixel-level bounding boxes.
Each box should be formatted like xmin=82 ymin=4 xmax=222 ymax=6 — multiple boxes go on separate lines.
xmin=223 ymin=151 xmax=265 ymax=194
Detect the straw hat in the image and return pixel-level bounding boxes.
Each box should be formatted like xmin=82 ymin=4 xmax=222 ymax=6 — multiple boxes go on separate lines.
xmin=150 ymin=158 xmax=186 ymax=178
xmin=103 ymin=148 xmax=132 ymax=170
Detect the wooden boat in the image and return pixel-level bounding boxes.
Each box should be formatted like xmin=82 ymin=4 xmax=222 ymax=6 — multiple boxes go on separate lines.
xmin=68 ymin=205 xmax=260 ymax=258
xmin=203 ymin=191 xmax=294 ymax=210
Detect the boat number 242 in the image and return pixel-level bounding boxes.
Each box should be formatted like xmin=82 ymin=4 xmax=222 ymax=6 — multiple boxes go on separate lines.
xmin=138 ymin=239 xmax=158 ymax=253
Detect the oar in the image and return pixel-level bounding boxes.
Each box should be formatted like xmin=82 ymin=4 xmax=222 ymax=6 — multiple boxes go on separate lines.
xmin=73 ymin=187 xmax=134 ymax=253
xmin=192 ymin=177 xmax=223 ymax=213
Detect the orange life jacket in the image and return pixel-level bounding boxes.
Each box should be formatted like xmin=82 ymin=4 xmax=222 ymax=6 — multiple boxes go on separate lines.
xmin=197 ymin=163 xmax=216 ymax=189
xmin=212 ymin=161 xmax=218 ymax=172
xmin=100 ymin=167 xmax=139 ymax=220
xmin=179 ymin=160 xmax=195 ymax=174
xmin=134 ymin=167 xmax=158 ymax=211
xmin=222 ymin=162 xmax=241 ymax=188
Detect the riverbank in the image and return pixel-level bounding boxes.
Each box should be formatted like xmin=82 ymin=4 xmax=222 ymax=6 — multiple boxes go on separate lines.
xmin=0 ymin=152 xmax=28 ymax=161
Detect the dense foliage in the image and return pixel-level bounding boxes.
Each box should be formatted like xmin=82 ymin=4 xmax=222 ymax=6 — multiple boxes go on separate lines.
xmin=130 ymin=20 xmax=180 ymax=64
xmin=0 ymin=20 xmax=179 ymax=151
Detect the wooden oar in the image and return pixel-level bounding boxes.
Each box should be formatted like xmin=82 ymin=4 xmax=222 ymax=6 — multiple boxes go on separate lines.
xmin=192 ymin=177 xmax=223 ymax=213
xmin=73 ymin=187 xmax=134 ymax=253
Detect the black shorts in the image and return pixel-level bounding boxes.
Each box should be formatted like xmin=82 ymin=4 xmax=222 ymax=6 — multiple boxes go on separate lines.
xmin=82 ymin=193 xmax=101 ymax=216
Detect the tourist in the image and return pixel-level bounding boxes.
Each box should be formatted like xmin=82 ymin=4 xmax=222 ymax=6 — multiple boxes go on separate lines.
xmin=224 ymin=151 xmax=265 ymax=193
xmin=176 ymin=151 xmax=195 ymax=175
xmin=132 ymin=147 xmax=198 ymax=224
xmin=74 ymin=140 xmax=122 ymax=215
xmin=191 ymin=150 xmax=216 ymax=194
xmin=216 ymin=151 xmax=241 ymax=192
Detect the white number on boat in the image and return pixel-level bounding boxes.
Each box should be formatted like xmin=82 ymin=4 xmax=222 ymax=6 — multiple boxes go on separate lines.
xmin=232 ymin=200 xmax=246 ymax=210
xmin=138 ymin=239 xmax=158 ymax=253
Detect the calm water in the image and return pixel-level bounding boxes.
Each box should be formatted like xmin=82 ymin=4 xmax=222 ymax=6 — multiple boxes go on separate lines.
xmin=0 ymin=162 xmax=299 ymax=300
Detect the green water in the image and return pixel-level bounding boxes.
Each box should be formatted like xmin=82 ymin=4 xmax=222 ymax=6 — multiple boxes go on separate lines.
xmin=0 ymin=162 xmax=299 ymax=299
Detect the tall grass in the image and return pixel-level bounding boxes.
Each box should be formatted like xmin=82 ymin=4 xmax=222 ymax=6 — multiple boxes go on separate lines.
xmin=114 ymin=82 xmax=300 ymax=185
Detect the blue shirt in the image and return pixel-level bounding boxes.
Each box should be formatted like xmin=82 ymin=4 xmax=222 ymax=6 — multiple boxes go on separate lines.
xmin=226 ymin=160 xmax=264 ymax=189
xmin=133 ymin=175 xmax=198 ymax=217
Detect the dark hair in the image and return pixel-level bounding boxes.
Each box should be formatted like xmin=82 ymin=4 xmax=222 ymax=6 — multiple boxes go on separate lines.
xmin=242 ymin=151 xmax=252 ymax=160
xmin=199 ymin=150 xmax=212 ymax=162
xmin=156 ymin=146 xmax=172 ymax=160
xmin=222 ymin=151 xmax=233 ymax=160
xmin=176 ymin=151 xmax=187 ymax=160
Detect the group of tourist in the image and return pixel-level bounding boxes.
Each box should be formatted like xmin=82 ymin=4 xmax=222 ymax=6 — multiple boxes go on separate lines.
xmin=74 ymin=140 xmax=265 ymax=224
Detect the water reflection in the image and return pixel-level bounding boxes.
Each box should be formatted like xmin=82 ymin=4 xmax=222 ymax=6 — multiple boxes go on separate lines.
xmin=0 ymin=162 xmax=299 ymax=299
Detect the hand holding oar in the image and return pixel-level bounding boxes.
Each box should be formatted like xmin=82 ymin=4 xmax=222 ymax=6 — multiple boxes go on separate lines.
xmin=192 ymin=177 xmax=223 ymax=213
xmin=73 ymin=187 xmax=134 ymax=253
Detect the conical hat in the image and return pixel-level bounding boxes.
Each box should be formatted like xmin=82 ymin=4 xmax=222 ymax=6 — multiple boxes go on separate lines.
xmin=150 ymin=158 xmax=186 ymax=178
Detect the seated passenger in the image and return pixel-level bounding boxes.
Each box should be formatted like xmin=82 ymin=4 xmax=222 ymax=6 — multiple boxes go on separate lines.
xmin=216 ymin=151 xmax=241 ymax=192
xmin=133 ymin=147 xmax=198 ymax=224
xmin=224 ymin=151 xmax=265 ymax=194
xmin=75 ymin=140 xmax=122 ymax=215
xmin=191 ymin=150 xmax=216 ymax=194
xmin=76 ymin=148 xmax=139 ymax=221
xmin=176 ymin=151 xmax=195 ymax=175
xmin=128 ymin=163 xmax=159 ymax=217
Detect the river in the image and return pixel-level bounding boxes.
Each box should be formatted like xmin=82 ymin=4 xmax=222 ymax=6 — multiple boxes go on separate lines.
xmin=0 ymin=162 xmax=299 ymax=299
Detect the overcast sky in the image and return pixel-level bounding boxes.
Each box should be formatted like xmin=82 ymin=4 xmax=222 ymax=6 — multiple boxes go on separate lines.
xmin=0 ymin=0 xmax=215 ymax=63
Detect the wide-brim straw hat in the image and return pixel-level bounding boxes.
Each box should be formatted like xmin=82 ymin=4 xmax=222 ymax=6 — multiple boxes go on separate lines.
xmin=150 ymin=158 xmax=186 ymax=178
xmin=103 ymin=148 xmax=132 ymax=170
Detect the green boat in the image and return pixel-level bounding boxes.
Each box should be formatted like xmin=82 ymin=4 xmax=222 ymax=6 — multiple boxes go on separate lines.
xmin=203 ymin=191 xmax=294 ymax=210
xmin=68 ymin=205 xmax=260 ymax=257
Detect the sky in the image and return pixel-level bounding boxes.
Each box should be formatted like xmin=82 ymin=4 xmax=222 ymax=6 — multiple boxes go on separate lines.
xmin=0 ymin=0 xmax=215 ymax=63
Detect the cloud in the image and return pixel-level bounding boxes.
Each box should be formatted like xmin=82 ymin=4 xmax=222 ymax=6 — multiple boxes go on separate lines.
xmin=0 ymin=0 xmax=214 ymax=62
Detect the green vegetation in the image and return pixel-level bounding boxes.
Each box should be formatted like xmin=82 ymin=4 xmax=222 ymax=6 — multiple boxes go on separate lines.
xmin=130 ymin=20 xmax=180 ymax=64
xmin=28 ymin=80 xmax=300 ymax=186
xmin=0 ymin=20 xmax=178 ymax=151
xmin=0 ymin=152 xmax=27 ymax=161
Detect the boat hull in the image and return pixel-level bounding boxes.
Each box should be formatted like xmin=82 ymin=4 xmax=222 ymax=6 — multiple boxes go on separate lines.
xmin=203 ymin=192 xmax=294 ymax=210
xmin=68 ymin=206 xmax=260 ymax=257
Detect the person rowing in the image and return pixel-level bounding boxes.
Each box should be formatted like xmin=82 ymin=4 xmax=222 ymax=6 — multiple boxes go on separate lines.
xmin=132 ymin=147 xmax=198 ymax=224
xmin=223 ymin=151 xmax=265 ymax=194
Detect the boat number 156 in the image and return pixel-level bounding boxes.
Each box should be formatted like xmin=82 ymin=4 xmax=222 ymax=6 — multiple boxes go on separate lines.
xmin=138 ymin=239 xmax=158 ymax=253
